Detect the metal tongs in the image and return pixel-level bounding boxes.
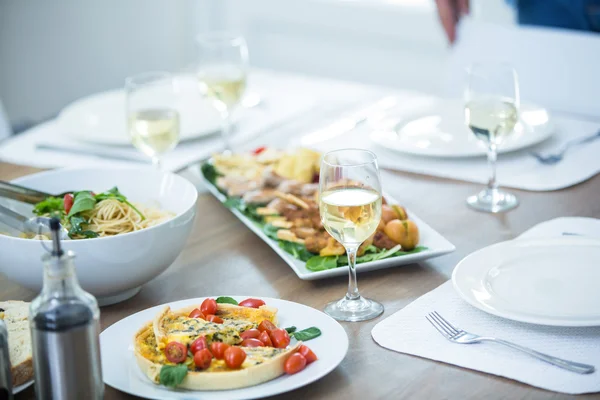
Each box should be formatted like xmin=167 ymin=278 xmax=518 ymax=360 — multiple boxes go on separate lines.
xmin=0 ymin=180 xmax=71 ymax=205
xmin=0 ymin=203 xmax=69 ymax=240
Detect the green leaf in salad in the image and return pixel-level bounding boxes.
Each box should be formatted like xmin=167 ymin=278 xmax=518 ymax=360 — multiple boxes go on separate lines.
xmin=159 ymin=364 xmax=188 ymax=388
xmin=306 ymin=255 xmax=339 ymax=272
xmin=201 ymin=162 xmax=221 ymax=186
xmin=33 ymin=196 xmax=64 ymax=216
xmin=67 ymin=215 xmax=98 ymax=239
xmin=224 ymin=197 xmax=263 ymax=223
xmin=278 ymin=241 xmax=314 ymax=262
xmin=67 ymin=191 xmax=96 ymax=217
xmin=262 ymin=224 xmax=281 ymax=240
xmin=292 ymin=327 xmax=321 ymax=341
xmin=284 ymin=326 xmax=297 ymax=334
xmin=215 ymin=296 xmax=238 ymax=305
xmin=94 ymin=187 xmax=145 ymax=220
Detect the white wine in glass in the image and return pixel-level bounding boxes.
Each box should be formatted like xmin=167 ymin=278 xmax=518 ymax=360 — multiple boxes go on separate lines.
xmin=319 ymin=149 xmax=384 ymax=322
xmin=125 ymin=72 xmax=181 ymax=169
xmin=464 ymin=64 xmax=520 ymax=213
xmin=196 ymin=32 xmax=249 ymax=152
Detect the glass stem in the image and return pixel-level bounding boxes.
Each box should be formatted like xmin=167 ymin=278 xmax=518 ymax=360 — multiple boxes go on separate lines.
xmin=221 ymin=110 xmax=232 ymax=153
xmin=345 ymin=246 xmax=360 ymax=300
xmin=486 ymin=143 xmax=498 ymax=191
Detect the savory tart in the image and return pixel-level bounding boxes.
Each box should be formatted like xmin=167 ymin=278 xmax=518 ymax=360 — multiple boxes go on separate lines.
xmin=0 ymin=301 xmax=33 ymax=387
xmin=134 ymin=297 xmax=319 ymax=390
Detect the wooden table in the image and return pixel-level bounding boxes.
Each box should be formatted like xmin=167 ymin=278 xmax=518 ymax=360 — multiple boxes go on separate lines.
xmin=2 ymin=162 xmax=599 ymax=400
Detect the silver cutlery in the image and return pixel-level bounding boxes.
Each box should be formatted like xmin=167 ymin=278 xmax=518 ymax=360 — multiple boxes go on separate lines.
xmin=426 ymin=311 xmax=595 ymax=374
xmin=530 ymin=129 xmax=600 ymax=165
xmin=0 ymin=180 xmax=71 ymax=204
xmin=0 ymin=203 xmax=68 ymax=239
xmin=36 ymin=143 xmax=151 ymax=164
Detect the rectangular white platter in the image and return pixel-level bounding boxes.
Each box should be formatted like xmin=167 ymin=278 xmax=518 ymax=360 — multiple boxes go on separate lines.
xmin=196 ymin=168 xmax=455 ymax=280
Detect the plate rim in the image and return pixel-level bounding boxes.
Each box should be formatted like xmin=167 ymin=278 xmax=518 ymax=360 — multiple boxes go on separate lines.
xmin=100 ymin=295 xmax=349 ymax=400
xmin=452 ymin=236 xmax=600 ymax=327
xmin=197 ymin=166 xmax=455 ymax=280
xmin=370 ymin=99 xmax=555 ymax=158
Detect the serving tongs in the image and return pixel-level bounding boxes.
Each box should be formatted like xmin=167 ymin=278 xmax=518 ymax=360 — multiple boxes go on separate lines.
xmin=0 ymin=203 xmax=69 ymax=240
xmin=0 ymin=180 xmax=71 ymax=205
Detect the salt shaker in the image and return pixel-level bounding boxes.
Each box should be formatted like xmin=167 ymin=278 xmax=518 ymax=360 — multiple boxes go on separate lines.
xmin=29 ymin=218 xmax=104 ymax=399
xmin=0 ymin=319 xmax=13 ymax=400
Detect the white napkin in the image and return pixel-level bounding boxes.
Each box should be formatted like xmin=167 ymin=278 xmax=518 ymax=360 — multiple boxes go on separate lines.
xmin=371 ymin=217 xmax=600 ymax=394
xmin=308 ymin=95 xmax=600 ymax=191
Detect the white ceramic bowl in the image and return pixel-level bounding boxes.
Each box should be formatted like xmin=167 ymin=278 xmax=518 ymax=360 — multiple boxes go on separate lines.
xmin=0 ymin=167 xmax=197 ymax=306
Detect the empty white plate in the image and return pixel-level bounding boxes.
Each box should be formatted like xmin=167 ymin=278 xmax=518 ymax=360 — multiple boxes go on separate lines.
xmin=452 ymin=237 xmax=600 ymax=326
xmin=58 ymin=75 xmax=230 ymax=145
xmin=370 ymin=98 xmax=554 ymax=158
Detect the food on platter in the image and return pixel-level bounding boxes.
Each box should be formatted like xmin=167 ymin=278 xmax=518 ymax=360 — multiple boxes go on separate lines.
xmin=0 ymin=301 xmax=33 ymax=387
xmin=134 ymin=297 xmax=320 ymax=390
xmin=30 ymin=187 xmax=173 ymax=239
xmin=201 ymin=147 xmax=426 ymax=272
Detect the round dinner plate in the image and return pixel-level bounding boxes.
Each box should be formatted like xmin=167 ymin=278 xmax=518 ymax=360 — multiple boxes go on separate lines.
xmin=452 ymin=237 xmax=600 ymax=327
xmin=58 ymin=75 xmax=229 ymax=145
xmin=100 ymin=296 xmax=349 ymax=400
xmin=370 ymin=98 xmax=554 ymax=158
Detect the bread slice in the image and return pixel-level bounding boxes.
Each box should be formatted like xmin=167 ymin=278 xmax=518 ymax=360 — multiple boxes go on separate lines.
xmin=0 ymin=301 xmax=33 ymax=386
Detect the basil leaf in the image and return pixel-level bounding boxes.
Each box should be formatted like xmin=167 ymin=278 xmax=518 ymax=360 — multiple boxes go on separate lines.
xmin=159 ymin=364 xmax=188 ymax=387
xmin=68 ymin=191 xmax=96 ymax=216
xmin=67 ymin=215 xmax=98 ymax=239
xmin=292 ymin=327 xmax=321 ymax=341
xmin=216 ymin=296 xmax=238 ymax=305
xmin=306 ymin=256 xmax=338 ymax=272
xmin=284 ymin=326 xmax=296 ymax=334
xmin=33 ymin=197 xmax=64 ymax=216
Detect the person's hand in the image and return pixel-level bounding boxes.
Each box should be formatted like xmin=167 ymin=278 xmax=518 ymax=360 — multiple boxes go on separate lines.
xmin=435 ymin=0 xmax=469 ymax=44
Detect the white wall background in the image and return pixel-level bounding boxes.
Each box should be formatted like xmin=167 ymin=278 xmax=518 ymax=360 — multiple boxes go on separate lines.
xmin=0 ymin=0 xmax=514 ymax=128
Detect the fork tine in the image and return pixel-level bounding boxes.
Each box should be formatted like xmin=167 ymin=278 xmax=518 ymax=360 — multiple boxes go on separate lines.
xmin=432 ymin=311 xmax=460 ymax=335
xmin=425 ymin=315 xmax=450 ymax=338
xmin=429 ymin=312 xmax=456 ymax=337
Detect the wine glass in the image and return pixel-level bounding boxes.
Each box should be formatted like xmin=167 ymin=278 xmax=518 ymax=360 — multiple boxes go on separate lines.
xmin=319 ymin=149 xmax=384 ymax=322
xmin=196 ymin=32 xmax=249 ymax=152
xmin=464 ymin=63 xmax=520 ymax=213
xmin=125 ymin=71 xmax=180 ymax=169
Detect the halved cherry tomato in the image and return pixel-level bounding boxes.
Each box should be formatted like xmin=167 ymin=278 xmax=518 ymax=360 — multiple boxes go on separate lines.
xmin=298 ymin=345 xmax=318 ymax=364
xmin=252 ymin=146 xmax=267 ymax=155
xmin=194 ymin=348 xmax=213 ymax=369
xmin=269 ymin=328 xmax=290 ymax=349
xmin=200 ymin=298 xmax=217 ymax=316
xmin=284 ymin=353 xmax=307 ymax=374
xmin=258 ymin=331 xmax=273 ymax=347
xmin=164 ymin=341 xmax=187 ymax=364
xmin=241 ymin=338 xmax=264 ymax=347
xmin=188 ymin=308 xmax=205 ymax=319
xmin=240 ymin=329 xmax=261 ymax=340
xmin=258 ymin=320 xmax=277 ymax=333
xmin=239 ymin=298 xmax=266 ymax=308
xmin=210 ymin=342 xmax=230 ymax=360
xmin=190 ymin=336 xmax=208 ymax=354
xmin=206 ymin=314 xmax=223 ymax=324
xmin=224 ymin=347 xmax=246 ymax=369
xmin=63 ymin=194 xmax=74 ymax=214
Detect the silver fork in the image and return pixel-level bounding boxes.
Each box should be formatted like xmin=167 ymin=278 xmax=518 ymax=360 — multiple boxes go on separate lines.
xmin=530 ymin=129 xmax=600 ymax=165
xmin=426 ymin=311 xmax=595 ymax=374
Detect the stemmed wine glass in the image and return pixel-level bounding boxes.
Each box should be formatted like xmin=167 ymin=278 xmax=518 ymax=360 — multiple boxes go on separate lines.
xmin=125 ymin=71 xmax=181 ymax=169
xmin=196 ymin=32 xmax=249 ymax=152
xmin=464 ymin=63 xmax=520 ymax=213
xmin=319 ymin=149 xmax=384 ymax=322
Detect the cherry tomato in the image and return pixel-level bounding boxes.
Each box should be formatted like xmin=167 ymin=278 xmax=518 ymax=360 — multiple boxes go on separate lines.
xmin=298 ymin=345 xmax=318 ymax=364
xmin=252 ymin=146 xmax=267 ymax=155
xmin=190 ymin=336 xmax=208 ymax=354
xmin=258 ymin=320 xmax=277 ymax=333
xmin=63 ymin=194 xmax=74 ymax=214
xmin=258 ymin=331 xmax=273 ymax=347
xmin=240 ymin=329 xmax=260 ymax=340
xmin=194 ymin=348 xmax=213 ymax=370
xmin=269 ymin=328 xmax=291 ymax=349
xmin=206 ymin=314 xmax=223 ymax=324
xmin=239 ymin=298 xmax=266 ymax=308
xmin=241 ymin=338 xmax=264 ymax=347
xmin=210 ymin=342 xmax=230 ymax=360
xmin=188 ymin=308 xmax=205 ymax=319
xmin=224 ymin=346 xmax=246 ymax=369
xmin=164 ymin=341 xmax=187 ymax=364
xmin=284 ymin=353 xmax=307 ymax=375
xmin=200 ymin=298 xmax=217 ymax=316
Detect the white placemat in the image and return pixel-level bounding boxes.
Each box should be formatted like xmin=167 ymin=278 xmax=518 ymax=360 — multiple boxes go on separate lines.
xmin=371 ymin=217 xmax=600 ymax=394
xmin=306 ymin=95 xmax=600 ymax=191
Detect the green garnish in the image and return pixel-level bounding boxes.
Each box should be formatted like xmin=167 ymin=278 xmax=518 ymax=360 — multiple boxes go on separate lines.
xmin=215 ymin=296 xmax=238 ymax=305
xmin=278 ymin=241 xmax=314 ymax=262
xmin=159 ymin=364 xmax=188 ymax=388
xmin=284 ymin=326 xmax=297 ymax=334
xmin=32 ymin=196 xmax=64 ymax=216
xmin=292 ymin=327 xmax=321 ymax=341
xmin=68 ymin=191 xmax=96 ymax=216
xmin=68 ymin=215 xmax=98 ymax=239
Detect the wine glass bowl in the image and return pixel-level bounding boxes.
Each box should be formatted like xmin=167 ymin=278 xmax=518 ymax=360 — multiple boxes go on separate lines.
xmin=319 ymin=149 xmax=384 ymax=322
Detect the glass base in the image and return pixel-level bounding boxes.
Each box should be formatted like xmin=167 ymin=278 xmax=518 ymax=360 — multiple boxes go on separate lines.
xmin=324 ymin=295 xmax=384 ymax=322
xmin=466 ymin=187 xmax=519 ymax=213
